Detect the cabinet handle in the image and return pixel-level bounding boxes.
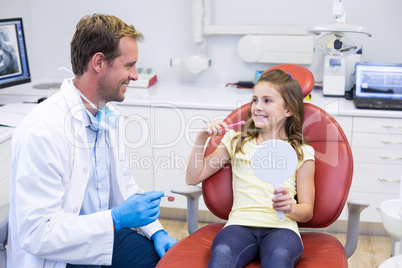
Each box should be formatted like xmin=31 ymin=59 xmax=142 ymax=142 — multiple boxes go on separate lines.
xmin=378 ymin=178 xmax=401 ymax=183
xmin=382 ymin=125 xmax=402 ymax=129
xmin=380 ymin=156 xmax=402 ymax=160
xmin=381 ymin=140 xmax=402 ymax=145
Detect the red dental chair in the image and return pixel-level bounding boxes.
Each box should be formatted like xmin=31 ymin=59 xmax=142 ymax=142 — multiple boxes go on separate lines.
xmin=158 ymin=65 xmax=369 ymax=268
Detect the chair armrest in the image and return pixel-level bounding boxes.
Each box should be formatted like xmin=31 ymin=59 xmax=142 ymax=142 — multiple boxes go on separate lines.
xmin=171 ymin=185 xmax=203 ymax=234
xmin=344 ymin=199 xmax=370 ymax=258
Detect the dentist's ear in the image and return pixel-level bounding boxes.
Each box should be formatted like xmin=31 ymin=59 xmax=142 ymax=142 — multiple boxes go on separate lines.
xmin=91 ymin=52 xmax=106 ymax=73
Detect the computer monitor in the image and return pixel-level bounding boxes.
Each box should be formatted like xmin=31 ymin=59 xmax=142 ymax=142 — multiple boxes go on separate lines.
xmin=0 ymin=17 xmax=30 ymax=89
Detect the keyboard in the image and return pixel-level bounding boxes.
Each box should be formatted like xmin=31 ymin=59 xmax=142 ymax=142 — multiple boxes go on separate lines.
xmin=353 ymin=97 xmax=402 ymax=111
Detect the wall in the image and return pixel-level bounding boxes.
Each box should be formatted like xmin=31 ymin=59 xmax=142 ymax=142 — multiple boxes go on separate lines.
xmin=1 ymin=0 xmax=401 ymax=86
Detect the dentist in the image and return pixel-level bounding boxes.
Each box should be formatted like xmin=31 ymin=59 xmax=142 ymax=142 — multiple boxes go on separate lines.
xmin=8 ymin=14 xmax=176 ymax=268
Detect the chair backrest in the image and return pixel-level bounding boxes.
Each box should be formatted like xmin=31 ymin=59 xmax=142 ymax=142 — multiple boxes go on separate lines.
xmin=202 ymin=65 xmax=353 ymax=228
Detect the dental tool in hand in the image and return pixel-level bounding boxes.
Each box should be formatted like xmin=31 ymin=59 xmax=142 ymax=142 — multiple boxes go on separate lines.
xmin=135 ymin=193 xmax=175 ymax=202
xmin=225 ymin=121 xmax=246 ymax=129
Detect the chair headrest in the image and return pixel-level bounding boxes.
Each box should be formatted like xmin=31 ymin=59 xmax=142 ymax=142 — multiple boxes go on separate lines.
xmin=264 ymin=64 xmax=314 ymax=98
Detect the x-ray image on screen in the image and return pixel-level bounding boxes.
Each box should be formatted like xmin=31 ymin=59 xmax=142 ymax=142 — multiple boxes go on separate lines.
xmin=0 ymin=23 xmax=22 ymax=77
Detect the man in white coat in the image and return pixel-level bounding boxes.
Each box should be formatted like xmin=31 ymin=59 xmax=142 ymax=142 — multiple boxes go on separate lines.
xmin=8 ymin=14 xmax=177 ymax=268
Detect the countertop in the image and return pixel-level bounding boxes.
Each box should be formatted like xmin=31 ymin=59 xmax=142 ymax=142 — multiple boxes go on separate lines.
xmin=0 ymin=80 xmax=401 ymax=144
xmin=121 ymin=83 xmax=402 ymax=119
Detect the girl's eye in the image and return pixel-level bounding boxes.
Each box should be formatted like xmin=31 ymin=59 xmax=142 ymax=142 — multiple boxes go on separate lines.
xmin=252 ymin=98 xmax=257 ymax=103
xmin=265 ymin=99 xmax=271 ymax=103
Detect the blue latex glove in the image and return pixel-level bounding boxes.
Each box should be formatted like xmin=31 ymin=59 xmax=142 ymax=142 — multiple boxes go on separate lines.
xmin=151 ymin=230 xmax=178 ymax=258
xmin=111 ymin=191 xmax=164 ymax=231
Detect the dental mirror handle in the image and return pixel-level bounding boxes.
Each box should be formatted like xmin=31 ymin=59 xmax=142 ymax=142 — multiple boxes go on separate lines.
xmin=276 ymin=211 xmax=285 ymax=222
xmin=273 ymin=183 xmax=285 ymax=222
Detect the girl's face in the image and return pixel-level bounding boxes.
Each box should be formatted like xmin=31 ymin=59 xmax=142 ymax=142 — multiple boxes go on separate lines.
xmin=251 ymin=82 xmax=292 ymax=132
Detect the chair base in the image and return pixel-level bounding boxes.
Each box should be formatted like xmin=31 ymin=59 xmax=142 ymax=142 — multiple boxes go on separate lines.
xmin=157 ymin=224 xmax=347 ymax=268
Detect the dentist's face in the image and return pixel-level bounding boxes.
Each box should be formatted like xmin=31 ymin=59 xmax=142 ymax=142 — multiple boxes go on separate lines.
xmin=98 ymin=36 xmax=139 ymax=103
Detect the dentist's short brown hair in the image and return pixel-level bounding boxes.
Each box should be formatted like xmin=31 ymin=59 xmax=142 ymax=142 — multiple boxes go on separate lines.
xmin=71 ymin=14 xmax=143 ymax=76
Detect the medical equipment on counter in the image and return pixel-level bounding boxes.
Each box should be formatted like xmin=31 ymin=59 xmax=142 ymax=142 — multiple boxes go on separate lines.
xmin=353 ymin=62 xmax=402 ymax=111
xmin=0 ymin=18 xmax=31 ymax=89
xmin=128 ymin=68 xmax=157 ymax=88
xmin=321 ymin=52 xmax=361 ymax=96
xmin=170 ymin=54 xmax=211 ymax=74
xmin=310 ymin=0 xmax=371 ymax=96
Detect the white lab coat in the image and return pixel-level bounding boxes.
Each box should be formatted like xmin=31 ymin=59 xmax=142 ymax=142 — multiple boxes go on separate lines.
xmin=7 ymin=78 xmax=163 ymax=268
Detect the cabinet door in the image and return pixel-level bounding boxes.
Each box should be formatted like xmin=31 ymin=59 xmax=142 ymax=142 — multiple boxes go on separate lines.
xmin=347 ymin=192 xmax=399 ymax=223
xmin=353 ymin=117 xmax=402 ymax=135
xmin=119 ymin=106 xmax=154 ymax=191
xmin=352 ymin=133 xmax=402 ymax=149
xmin=350 ymin=116 xmax=402 ymax=223
xmin=351 ymin=163 xmax=401 ymax=195
xmin=332 ymin=116 xmax=352 ymax=144
xmin=152 ymin=106 xmax=231 ymax=210
xmin=353 ymin=148 xmax=402 ymax=165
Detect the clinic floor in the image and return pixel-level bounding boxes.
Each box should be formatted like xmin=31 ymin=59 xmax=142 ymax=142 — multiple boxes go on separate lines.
xmin=159 ymin=218 xmax=393 ymax=268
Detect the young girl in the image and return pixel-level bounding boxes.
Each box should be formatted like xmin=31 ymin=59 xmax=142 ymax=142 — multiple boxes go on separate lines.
xmin=185 ymin=69 xmax=315 ymax=268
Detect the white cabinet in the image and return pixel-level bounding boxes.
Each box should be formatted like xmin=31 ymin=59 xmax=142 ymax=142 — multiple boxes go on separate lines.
xmin=152 ymin=106 xmax=230 ymax=210
xmin=329 ymin=116 xmax=402 ymax=223
xmin=120 ymin=104 xmax=232 ymax=210
xmin=349 ymin=117 xmax=402 ymax=223
xmin=333 ymin=115 xmax=353 ymax=146
xmin=119 ymin=106 xmax=154 ymax=191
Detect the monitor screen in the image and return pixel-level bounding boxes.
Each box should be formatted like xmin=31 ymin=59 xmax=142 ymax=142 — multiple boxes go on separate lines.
xmin=355 ymin=62 xmax=402 ymax=99
xmin=0 ymin=17 xmax=30 ymax=89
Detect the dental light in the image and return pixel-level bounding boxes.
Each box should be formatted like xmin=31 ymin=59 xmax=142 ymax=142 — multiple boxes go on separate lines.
xmin=310 ymin=0 xmax=371 ymax=57
xmin=309 ymin=0 xmax=371 ymax=96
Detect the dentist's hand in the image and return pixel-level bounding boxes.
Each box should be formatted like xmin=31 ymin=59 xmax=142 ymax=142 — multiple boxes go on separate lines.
xmin=111 ymin=191 xmax=164 ymax=231
xmin=151 ymin=230 xmax=178 ymax=258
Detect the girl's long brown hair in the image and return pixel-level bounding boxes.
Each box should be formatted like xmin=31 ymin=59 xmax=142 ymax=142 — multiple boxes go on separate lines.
xmin=232 ymin=69 xmax=306 ymax=161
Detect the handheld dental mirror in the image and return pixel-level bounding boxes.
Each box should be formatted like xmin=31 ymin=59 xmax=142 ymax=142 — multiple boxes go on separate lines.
xmin=251 ymin=140 xmax=298 ymax=222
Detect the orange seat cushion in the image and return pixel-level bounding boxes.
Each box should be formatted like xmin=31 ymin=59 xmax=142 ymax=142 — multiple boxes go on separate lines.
xmin=157 ymin=224 xmax=347 ymax=268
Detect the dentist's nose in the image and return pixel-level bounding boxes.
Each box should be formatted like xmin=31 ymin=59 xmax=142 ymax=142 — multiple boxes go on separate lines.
xmin=129 ymin=67 xmax=138 ymax=81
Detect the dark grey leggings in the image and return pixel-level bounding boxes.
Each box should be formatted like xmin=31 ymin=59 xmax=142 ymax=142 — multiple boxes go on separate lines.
xmin=209 ymin=225 xmax=303 ymax=268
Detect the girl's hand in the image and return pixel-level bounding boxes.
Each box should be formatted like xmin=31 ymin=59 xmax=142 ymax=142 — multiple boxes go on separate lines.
xmin=199 ymin=121 xmax=229 ymax=139
xmin=272 ymin=187 xmax=293 ymax=214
